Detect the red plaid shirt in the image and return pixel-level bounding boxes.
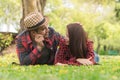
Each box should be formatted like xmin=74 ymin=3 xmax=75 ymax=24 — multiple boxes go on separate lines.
xmin=54 ymin=39 xmax=95 ymax=66
xmin=16 ymin=27 xmax=63 ymax=65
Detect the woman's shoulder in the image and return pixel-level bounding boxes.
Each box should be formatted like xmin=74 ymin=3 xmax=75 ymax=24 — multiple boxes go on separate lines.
xmin=86 ymin=39 xmax=94 ymax=47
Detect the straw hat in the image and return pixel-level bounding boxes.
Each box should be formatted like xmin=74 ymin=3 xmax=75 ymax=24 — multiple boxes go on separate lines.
xmin=24 ymin=12 xmax=48 ymax=30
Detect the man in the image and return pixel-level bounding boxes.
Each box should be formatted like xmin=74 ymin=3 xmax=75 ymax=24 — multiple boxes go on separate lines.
xmin=16 ymin=12 xmax=63 ymax=65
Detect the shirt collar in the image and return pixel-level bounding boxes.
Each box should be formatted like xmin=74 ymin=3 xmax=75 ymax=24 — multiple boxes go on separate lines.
xmin=27 ymin=31 xmax=32 ymax=44
xmin=44 ymin=37 xmax=52 ymax=48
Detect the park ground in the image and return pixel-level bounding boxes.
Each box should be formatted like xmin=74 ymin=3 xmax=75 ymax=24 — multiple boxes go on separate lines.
xmin=0 ymin=51 xmax=120 ymax=80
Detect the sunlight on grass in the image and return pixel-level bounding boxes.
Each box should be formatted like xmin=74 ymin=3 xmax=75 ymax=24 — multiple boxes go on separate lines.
xmin=0 ymin=53 xmax=120 ymax=80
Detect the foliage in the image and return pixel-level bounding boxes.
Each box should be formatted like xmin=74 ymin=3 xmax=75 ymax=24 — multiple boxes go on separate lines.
xmin=115 ymin=1 xmax=120 ymax=20
xmin=0 ymin=1 xmax=120 ymax=79
xmin=0 ymin=0 xmax=20 ymax=52
xmin=0 ymin=0 xmax=120 ymax=54
xmin=0 ymin=53 xmax=120 ymax=80
xmin=0 ymin=0 xmax=21 ymax=26
xmin=0 ymin=33 xmax=13 ymax=52
xmin=45 ymin=0 xmax=120 ymax=54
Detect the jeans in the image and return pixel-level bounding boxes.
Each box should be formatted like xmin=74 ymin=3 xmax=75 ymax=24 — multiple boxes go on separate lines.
xmin=94 ymin=52 xmax=99 ymax=63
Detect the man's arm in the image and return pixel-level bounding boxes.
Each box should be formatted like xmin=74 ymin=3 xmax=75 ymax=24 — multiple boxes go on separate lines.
xmin=48 ymin=27 xmax=64 ymax=45
xmin=76 ymin=40 xmax=95 ymax=65
xmin=16 ymin=38 xmax=44 ymax=65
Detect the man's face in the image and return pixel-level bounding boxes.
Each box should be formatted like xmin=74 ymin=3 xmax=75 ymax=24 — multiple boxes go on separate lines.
xmin=36 ymin=25 xmax=49 ymax=38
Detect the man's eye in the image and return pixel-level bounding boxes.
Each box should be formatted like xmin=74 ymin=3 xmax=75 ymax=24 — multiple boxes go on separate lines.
xmin=38 ymin=28 xmax=44 ymax=31
xmin=41 ymin=28 xmax=45 ymax=31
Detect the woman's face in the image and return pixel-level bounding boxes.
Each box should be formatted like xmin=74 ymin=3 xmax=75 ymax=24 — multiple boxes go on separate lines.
xmin=65 ymin=28 xmax=69 ymax=45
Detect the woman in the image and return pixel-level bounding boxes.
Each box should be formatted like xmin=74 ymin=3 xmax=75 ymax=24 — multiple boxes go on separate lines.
xmin=54 ymin=22 xmax=96 ymax=66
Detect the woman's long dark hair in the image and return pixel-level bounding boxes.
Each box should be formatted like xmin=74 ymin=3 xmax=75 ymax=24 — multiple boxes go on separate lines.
xmin=67 ymin=23 xmax=88 ymax=58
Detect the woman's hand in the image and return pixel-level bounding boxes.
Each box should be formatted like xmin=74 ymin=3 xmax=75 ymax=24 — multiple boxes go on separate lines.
xmin=76 ymin=58 xmax=93 ymax=65
xmin=55 ymin=63 xmax=68 ymax=66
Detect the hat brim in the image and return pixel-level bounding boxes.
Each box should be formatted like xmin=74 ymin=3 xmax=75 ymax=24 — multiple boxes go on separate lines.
xmin=41 ymin=17 xmax=48 ymax=26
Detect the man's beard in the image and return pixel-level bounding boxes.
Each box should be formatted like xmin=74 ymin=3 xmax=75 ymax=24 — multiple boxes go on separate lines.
xmin=44 ymin=33 xmax=49 ymax=38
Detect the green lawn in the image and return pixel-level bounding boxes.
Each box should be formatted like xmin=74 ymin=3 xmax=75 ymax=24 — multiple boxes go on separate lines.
xmin=0 ymin=53 xmax=120 ymax=80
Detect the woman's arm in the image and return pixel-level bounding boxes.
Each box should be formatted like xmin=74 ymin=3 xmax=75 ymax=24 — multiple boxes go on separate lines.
xmin=54 ymin=40 xmax=80 ymax=66
xmin=86 ymin=40 xmax=96 ymax=64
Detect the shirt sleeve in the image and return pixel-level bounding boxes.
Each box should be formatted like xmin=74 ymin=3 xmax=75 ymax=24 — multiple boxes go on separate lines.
xmin=86 ymin=40 xmax=96 ymax=64
xmin=54 ymin=39 xmax=80 ymax=66
xmin=48 ymin=27 xmax=64 ymax=47
xmin=16 ymin=38 xmax=44 ymax=65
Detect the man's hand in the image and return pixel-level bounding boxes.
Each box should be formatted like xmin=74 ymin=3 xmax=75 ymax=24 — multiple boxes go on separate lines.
xmin=34 ymin=34 xmax=44 ymax=51
xmin=76 ymin=58 xmax=93 ymax=65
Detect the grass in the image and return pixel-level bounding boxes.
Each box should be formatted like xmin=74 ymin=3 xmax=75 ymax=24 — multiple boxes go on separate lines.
xmin=0 ymin=53 xmax=120 ymax=80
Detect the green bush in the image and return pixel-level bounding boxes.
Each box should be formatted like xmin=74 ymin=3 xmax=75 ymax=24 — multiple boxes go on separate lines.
xmin=0 ymin=33 xmax=13 ymax=52
xmin=108 ymin=50 xmax=119 ymax=55
xmin=99 ymin=50 xmax=108 ymax=55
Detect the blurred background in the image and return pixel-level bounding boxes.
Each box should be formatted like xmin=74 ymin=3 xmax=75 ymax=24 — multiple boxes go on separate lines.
xmin=0 ymin=0 xmax=120 ymax=55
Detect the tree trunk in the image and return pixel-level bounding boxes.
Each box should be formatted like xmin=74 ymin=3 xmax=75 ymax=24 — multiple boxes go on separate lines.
xmin=20 ymin=0 xmax=47 ymax=31
xmin=103 ymin=45 xmax=107 ymax=51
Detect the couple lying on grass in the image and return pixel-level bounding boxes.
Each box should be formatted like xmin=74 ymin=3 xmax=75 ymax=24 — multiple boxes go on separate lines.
xmin=16 ymin=12 xmax=99 ymax=66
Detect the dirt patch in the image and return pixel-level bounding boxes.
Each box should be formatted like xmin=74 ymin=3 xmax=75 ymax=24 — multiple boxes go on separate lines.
xmin=0 ymin=44 xmax=16 ymax=55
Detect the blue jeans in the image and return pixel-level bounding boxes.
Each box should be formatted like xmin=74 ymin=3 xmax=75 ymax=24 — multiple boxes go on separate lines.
xmin=94 ymin=52 xmax=99 ymax=63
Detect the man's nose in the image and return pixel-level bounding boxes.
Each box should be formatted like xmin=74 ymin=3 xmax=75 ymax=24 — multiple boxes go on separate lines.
xmin=46 ymin=28 xmax=49 ymax=33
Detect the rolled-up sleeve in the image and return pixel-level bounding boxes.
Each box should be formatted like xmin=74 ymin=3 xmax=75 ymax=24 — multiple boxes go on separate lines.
xmin=86 ymin=40 xmax=95 ymax=64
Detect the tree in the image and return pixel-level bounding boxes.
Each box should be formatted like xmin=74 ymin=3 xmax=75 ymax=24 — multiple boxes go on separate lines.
xmin=0 ymin=0 xmax=21 ymax=26
xmin=115 ymin=0 xmax=120 ymax=20
xmin=94 ymin=23 xmax=108 ymax=53
xmin=20 ymin=0 xmax=47 ymax=30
